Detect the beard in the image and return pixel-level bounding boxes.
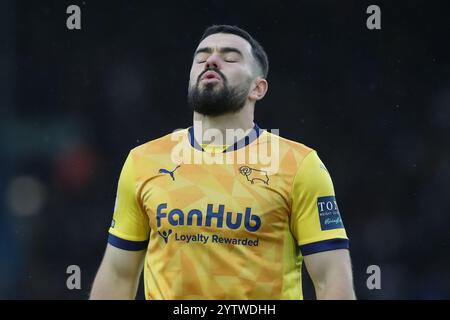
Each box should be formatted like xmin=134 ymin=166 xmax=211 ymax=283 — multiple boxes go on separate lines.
xmin=187 ymin=70 xmax=251 ymax=117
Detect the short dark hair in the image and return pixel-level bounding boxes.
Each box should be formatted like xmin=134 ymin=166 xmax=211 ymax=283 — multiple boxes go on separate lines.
xmin=199 ymin=25 xmax=269 ymax=78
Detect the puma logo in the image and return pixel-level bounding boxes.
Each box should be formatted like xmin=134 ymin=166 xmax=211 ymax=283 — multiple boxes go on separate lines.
xmin=158 ymin=165 xmax=180 ymax=181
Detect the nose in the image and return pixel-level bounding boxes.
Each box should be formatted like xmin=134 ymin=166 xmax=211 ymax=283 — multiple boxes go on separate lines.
xmin=205 ymin=52 xmax=222 ymax=70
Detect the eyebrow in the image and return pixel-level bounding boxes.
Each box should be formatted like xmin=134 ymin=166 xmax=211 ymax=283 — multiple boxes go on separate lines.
xmin=194 ymin=46 xmax=244 ymax=57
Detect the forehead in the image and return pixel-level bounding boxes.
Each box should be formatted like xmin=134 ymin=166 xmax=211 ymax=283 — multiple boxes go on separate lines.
xmin=196 ymin=33 xmax=253 ymax=56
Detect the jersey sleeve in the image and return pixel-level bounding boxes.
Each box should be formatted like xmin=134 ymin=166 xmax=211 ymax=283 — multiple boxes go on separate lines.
xmin=107 ymin=152 xmax=150 ymax=251
xmin=290 ymin=150 xmax=349 ymax=256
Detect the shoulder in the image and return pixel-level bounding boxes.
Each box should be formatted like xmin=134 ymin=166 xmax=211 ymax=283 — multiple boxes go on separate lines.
xmin=262 ymin=130 xmax=318 ymax=166
xmin=119 ymin=129 xmax=189 ymax=179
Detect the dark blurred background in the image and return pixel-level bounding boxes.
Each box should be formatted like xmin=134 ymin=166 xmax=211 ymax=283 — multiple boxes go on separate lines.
xmin=1 ymin=0 xmax=449 ymax=299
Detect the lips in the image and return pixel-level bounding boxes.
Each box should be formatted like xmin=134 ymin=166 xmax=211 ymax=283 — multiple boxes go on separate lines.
xmin=201 ymin=71 xmax=221 ymax=81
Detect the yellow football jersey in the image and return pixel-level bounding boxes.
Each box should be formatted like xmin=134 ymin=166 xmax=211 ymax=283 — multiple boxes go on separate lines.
xmin=107 ymin=124 xmax=349 ymax=299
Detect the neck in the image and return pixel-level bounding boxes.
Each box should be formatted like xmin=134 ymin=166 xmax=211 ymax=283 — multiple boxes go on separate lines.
xmin=192 ymin=103 xmax=255 ymax=146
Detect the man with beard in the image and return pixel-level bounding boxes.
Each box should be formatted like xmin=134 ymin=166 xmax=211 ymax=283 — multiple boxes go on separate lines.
xmin=90 ymin=25 xmax=355 ymax=300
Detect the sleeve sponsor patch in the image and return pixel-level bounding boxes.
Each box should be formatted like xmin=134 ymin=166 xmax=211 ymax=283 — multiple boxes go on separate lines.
xmin=317 ymin=196 xmax=344 ymax=230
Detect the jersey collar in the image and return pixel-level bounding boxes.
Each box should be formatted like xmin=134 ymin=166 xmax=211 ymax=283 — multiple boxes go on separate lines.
xmin=188 ymin=124 xmax=262 ymax=153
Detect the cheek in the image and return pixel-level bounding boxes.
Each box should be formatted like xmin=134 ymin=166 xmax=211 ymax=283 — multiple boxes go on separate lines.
xmin=189 ymin=66 xmax=202 ymax=83
xmin=227 ymin=68 xmax=252 ymax=86
xmin=188 ymin=73 xmax=197 ymax=88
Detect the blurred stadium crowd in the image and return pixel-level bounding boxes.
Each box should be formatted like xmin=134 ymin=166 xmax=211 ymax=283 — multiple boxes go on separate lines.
xmin=1 ymin=0 xmax=449 ymax=299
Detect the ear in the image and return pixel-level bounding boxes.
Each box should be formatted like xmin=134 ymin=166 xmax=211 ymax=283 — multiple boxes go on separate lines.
xmin=249 ymin=78 xmax=268 ymax=101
